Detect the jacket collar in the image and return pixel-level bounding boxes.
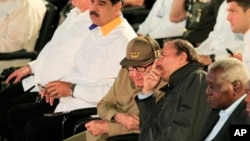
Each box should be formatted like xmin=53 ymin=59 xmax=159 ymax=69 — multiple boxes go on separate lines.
xmin=160 ymin=62 xmax=201 ymax=91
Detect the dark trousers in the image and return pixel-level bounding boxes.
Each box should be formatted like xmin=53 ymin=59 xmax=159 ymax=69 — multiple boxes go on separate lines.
xmin=0 ymin=82 xmax=38 ymax=141
xmin=7 ymin=100 xmax=60 ymax=141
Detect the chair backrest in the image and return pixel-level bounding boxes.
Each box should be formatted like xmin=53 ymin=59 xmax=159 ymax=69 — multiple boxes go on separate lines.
xmin=144 ymin=0 xmax=156 ymax=10
xmin=34 ymin=1 xmax=58 ymax=53
xmin=46 ymin=0 xmax=70 ymax=12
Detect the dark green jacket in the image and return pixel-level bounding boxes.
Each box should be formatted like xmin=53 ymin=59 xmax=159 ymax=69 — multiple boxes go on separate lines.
xmin=136 ymin=62 xmax=210 ymax=141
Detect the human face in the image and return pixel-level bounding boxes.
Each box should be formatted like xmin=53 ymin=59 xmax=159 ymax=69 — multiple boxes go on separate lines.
xmin=227 ymin=1 xmax=250 ymax=34
xmin=89 ymin=0 xmax=122 ymax=26
xmin=206 ymin=68 xmax=235 ymax=110
xmin=128 ymin=64 xmax=152 ymax=88
xmin=71 ymin=0 xmax=90 ymax=12
xmin=157 ymin=42 xmax=188 ymax=81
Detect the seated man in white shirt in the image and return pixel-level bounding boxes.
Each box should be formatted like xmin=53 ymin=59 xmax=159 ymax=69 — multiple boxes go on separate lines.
xmin=227 ymin=0 xmax=250 ymax=121
xmin=199 ymin=58 xmax=250 ymax=141
xmin=195 ymin=1 xmax=245 ymax=66
xmin=0 ymin=0 xmax=92 ymax=140
xmin=0 ymin=0 xmax=46 ymax=72
xmin=5 ymin=0 xmax=137 ymax=141
xmin=226 ymin=0 xmax=250 ymax=74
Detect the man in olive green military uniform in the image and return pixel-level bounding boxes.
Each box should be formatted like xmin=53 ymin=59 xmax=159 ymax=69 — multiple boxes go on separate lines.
xmin=64 ymin=36 xmax=166 ymax=141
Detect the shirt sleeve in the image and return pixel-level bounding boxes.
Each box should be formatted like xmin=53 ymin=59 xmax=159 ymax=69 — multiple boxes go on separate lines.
xmin=72 ymin=79 xmax=116 ymax=106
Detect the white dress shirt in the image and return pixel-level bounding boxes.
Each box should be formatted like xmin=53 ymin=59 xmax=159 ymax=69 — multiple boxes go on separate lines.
xmin=22 ymin=8 xmax=92 ymax=92
xmin=137 ymin=0 xmax=186 ymax=39
xmin=243 ymin=29 xmax=250 ymax=74
xmin=54 ymin=15 xmax=137 ymax=112
xmin=205 ymin=94 xmax=246 ymax=141
xmin=195 ymin=1 xmax=245 ymax=61
xmin=0 ymin=0 xmax=46 ymax=72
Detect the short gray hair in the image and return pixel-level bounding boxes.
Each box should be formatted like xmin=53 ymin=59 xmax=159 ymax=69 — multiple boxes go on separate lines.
xmin=208 ymin=58 xmax=249 ymax=86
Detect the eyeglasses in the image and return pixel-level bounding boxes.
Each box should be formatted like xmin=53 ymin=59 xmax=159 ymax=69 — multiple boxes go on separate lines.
xmin=126 ymin=63 xmax=152 ymax=72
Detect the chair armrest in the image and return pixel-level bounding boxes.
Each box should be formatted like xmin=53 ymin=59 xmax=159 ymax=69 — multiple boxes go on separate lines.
xmin=107 ymin=133 xmax=139 ymax=141
xmin=73 ymin=117 xmax=101 ymax=135
xmin=43 ymin=111 xmax=70 ymax=117
xmin=62 ymin=107 xmax=97 ymax=139
xmin=0 ymin=67 xmax=19 ymax=81
xmin=70 ymin=107 xmax=97 ymax=117
xmin=0 ymin=49 xmax=38 ymax=60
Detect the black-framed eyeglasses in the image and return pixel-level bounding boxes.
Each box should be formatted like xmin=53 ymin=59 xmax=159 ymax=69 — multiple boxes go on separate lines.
xmin=126 ymin=63 xmax=153 ymax=72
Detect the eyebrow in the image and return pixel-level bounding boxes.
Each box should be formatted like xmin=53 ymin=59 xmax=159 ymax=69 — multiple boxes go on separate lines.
xmin=99 ymin=0 xmax=107 ymax=5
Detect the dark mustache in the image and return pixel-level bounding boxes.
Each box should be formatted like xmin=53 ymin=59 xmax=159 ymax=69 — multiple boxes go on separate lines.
xmin=90 ymin=11 xmax=99 ymax=17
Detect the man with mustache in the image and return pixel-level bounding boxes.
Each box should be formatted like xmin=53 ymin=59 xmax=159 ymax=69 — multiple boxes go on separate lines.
xmin=5 ymin=0 xmax=137 ymax=141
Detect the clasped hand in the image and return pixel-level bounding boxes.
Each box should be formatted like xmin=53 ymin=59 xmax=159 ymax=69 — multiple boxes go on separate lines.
xmin=39 ymin=81 xmax=73 ymax=106
xmin=85 ymin=113 xmax=139 ymax=136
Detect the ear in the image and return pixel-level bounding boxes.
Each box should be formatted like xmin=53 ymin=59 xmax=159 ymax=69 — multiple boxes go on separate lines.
xmin=179 ymin=52 xmax=188 ymax=64
xmin=246 ymin=8 xmax=250 ymax=17
xmin=232 ymin=80 xmax=241 ymax=93
xmin=114 ymin=1 xmax=122 ymax=13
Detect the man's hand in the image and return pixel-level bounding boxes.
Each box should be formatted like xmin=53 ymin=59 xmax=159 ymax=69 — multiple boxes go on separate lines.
xmin=199 ymin=55 xmax=212 ymax=66
xmin=230 ymin=52 xmax=242 ymax=62
xmin=5 ymin=65 xmax=31 ymax=84
xmin=142 ymin=59 xmax=161 ymax=94
xmin=114 ymin=113 xmax=139 ymax=130
xmin=42 ymin=81 xmax=73 ymax=106
xmin=124 ymin=0 xmax=144 ymax=7
xmin=85 ymin=120 xmax=109 ymax=136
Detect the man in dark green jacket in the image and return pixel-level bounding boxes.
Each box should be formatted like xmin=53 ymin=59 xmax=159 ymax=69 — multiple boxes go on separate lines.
xmin=135 ymin=39 xmax=210 ymax=141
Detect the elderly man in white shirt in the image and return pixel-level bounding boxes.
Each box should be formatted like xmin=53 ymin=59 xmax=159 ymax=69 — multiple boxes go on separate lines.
xmin=5 ymin=0 xmax=137 ymax=141
xmin=198 ymin=58 xmax=250 ymax=141
xmin=0 ymin=0 xmax=46 ymax=72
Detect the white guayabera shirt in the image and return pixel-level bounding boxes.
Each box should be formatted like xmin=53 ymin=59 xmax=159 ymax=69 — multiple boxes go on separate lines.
xmin=0 ymin=0 xmax=46 ymax=72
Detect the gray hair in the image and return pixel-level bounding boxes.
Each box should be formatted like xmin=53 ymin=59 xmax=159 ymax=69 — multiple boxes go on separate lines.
xmin=208 ymin=58 xmax=249 ymax=86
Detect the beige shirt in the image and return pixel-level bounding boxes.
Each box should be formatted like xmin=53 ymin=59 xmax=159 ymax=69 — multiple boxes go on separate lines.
xmin=91 ymin=68 xmax=166 ymax=140
xmin=0 ymin=0 xmax=46 ymax=71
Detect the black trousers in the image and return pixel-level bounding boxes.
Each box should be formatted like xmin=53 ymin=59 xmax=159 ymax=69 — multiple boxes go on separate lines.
xmin=0 ymin=82 xmax=38 ymax=141
xmin=7 ymin=99 xmax=61 ymax=141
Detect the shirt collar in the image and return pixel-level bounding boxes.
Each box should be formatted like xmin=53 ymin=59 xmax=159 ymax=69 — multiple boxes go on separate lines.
xmin=219 ymin=94 xmax=246 ymax=117
xmin=88 ymin=15 xmax=123 ymax=36
xmin=244 ymin=29 xmax=250 ymax=43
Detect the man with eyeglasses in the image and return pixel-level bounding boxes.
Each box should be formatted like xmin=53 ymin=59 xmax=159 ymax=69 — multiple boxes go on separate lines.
xmin=135 ymin=39 xmax=210 ymax=141
xmin=64 ymin=36 xmax=166 ymax=141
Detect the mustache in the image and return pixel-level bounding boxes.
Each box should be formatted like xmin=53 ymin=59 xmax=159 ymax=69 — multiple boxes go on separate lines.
xmin=90 ymin=11 xmax=99 ymax=17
